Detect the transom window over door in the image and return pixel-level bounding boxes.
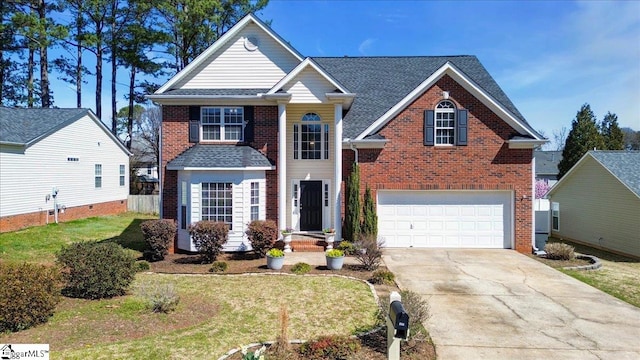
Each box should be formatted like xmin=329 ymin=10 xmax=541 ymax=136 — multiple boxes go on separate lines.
xmin=293 ymin=113 xmax=329 ymax=160
xmin=201 ymin=107 xmax=244 ymax=141
xmin=201 ymin=182 xmax=233 ymax=229
xmin=435 ymin=100 xmax=455 ymax=145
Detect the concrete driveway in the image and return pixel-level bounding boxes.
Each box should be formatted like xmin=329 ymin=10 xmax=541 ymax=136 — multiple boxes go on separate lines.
xmin=383 ymin=249 xmax=640 ymax=359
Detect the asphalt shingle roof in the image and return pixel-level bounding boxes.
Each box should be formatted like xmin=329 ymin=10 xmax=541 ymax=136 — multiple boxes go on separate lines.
xmin=0 ymin=107 xmax=90 ymax=145
xmin=312 ymin=56 xmax=535 ymax=139
xmin=167 ymin=144 xmax=273 ymax=169
xmin=590 ymin=151 xmax=640 ymax=198
xmin=162 ymin=89 xmax=269 ymax=96
xmin=534 ymin=150 xmax=563 ymax=175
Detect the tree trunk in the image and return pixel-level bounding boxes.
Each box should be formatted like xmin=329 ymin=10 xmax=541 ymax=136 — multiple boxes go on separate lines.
xmin=127 ymin=68 xmax=136 ymax=150
xmin=76 ymin=10 xmax=82 ymax=108
xmin=38 ymin=0 xmax=50 ymax=108
xmin=27 ymin=47 xmax=34 ymax=108
xmin=95 ymin=29 xmax=102 ymax=119
xmin=110 ymin=3 xmax=117 ymax=135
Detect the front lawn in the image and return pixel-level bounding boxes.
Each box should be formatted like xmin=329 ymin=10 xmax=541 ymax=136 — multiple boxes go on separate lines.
xmin=537 ymin=238 xmax=640 ymax=308
xmin=0 ymin=273 xmax=378 ymax=359
xmin=0 ymin=212 xmax=157 ymax=264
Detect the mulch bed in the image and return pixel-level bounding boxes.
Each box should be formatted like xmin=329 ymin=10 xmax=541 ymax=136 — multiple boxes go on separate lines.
xmin=529 ymin=255 xmax=592 ymax=269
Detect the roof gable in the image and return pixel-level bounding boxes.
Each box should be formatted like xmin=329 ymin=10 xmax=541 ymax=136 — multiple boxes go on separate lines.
xmin=549 ymin=151 xmax=640 ymax=199
xmin=156 ymin=14 xmax=303 ymax=94
xmin=0 ymin=107 xmax=131 ymax=155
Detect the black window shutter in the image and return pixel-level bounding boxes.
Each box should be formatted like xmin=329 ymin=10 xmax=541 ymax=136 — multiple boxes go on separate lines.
xmin=424 ymin=110 xmax=434 ymax=146
xmin=457 ymin=109 xmax=468 ymax=146
xmin=188 ymin=106 xmax=200 ymax=143
xmin=244 ymin=106 xmax=254 ymax=143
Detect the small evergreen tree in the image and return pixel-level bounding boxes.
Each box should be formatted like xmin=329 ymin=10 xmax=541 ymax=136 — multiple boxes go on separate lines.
xmin=344 ymin=162 xmax=361 ymax=241
xmin=558 ymin=104 xmax=605 ymax=179
xmin=600 ymin=112 xmax=624 ymax=150
xmin=361 ymin=185 xmax=377 ymax=238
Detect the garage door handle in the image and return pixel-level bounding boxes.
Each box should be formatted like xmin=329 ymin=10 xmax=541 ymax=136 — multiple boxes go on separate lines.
xmin=410 ymin=224 xmax=413 ymax=229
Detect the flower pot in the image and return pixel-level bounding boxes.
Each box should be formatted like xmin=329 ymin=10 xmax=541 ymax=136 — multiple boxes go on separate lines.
xmin=324 ymin=233 xmax=336 ymax=250
xmin=282 ymin=233 xmax=292 ymax=253
xmin=326 ymin=254 xmax=344 ymax=270
xmin=267 ymin=254 xmax=284 ymax=270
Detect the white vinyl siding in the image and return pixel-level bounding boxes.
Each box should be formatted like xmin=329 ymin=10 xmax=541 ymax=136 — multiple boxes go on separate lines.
xmin=378 ymin=191 xmax=512 ymax=249
xmin=281 ymin=67 xmax=337 ymax=103
xmin=174 ymin=23 xmax=299 ymax=89
xmin=0 ymin=115 xmax=129 ymax=218
xmin=549 ymin=157 xmax=640 ymax=257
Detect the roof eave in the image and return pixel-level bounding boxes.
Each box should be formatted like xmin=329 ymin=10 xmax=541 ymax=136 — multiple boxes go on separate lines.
xmin=507 ymin=139 xmax=548 ymax=149
xmin=166 ymin=165 xmax=275 ymax=171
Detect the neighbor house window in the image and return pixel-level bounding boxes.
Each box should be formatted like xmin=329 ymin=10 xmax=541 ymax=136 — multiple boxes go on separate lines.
xmin=119 ymin=165 xmax=125 ymax=186
xmin=94 ymin=164 xmax=102 ymax=188
xmin=201 ymin=107 xmax=244 ymax=141
xmin=435 ymin=100 xmax=455 ymax=145
xmin=201 ymin=182 xmax=233 ymax=229
xmin=293 ymin=113 xmax=329 ymax=159
xmin=551 ymin=202 xmax=560 ymax=231
xmin=250 ymin=182 xmax=259 ymax=221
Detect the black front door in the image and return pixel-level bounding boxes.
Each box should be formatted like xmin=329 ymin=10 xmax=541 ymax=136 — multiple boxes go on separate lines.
xmin=300 ymin=181 xmax=322 ymax=231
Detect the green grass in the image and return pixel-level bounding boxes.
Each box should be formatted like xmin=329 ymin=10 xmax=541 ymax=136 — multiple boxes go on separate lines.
xmin=0 ymin=212 xmax=157 ymax=264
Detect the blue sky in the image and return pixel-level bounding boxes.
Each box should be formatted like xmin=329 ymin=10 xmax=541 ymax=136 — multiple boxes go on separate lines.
xmin=51 ymin=0 xmax=640 ymax=148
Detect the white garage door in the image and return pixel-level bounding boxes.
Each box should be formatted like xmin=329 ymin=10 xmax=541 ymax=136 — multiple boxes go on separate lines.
xmin=378 ymin=191 xmax=512 ymax=248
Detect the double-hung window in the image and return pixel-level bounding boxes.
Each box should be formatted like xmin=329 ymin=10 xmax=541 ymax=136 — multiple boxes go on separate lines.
xmin=201 ymin=182 xmax=233 ymax=229
xmin=119 ymin=165 xmax=125 ymax=186
xmin=201 ymin=107 xmax=244 ymax=141
xmin=293 ymin=113 xmax=329 ymax=160
xmin=551 ymin=202 xmax=560 ymax=231
xmin=250 ymin=182 xmax=259 ymax=221
xmin=95 ymin=164 xmax=102 ymax=188
xmin=435 ymin=100 xmax=456 ymax=145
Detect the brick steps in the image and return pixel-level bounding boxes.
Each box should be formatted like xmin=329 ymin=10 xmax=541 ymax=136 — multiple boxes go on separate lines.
xmin=290 ymin=233 xmax=327 ymax=252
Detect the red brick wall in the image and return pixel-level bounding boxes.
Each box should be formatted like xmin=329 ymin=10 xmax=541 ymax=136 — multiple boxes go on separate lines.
xmin=160 ymin=105 xmax=280 ymax=251
xmin=345 ymin=75 xmax=533 ymax=253
xmin=0 ymin=199 xmax=127 ymax=233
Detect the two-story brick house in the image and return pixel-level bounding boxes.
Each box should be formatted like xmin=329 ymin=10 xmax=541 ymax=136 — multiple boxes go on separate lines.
xmin=149 ymin=14 xmax=546 ymax=254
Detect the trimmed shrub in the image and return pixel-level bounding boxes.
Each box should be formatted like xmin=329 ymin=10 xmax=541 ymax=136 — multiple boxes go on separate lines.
xmin=245 ymin=220 xmax=279 ymax=257
xmin=0 ymin=263 xmax=62 ymax=332
xmin=291 ymin=262 xmax=311 ymax=275
xmin=355 ymin=234 xmax=385 ymax=271
xmin=371 ymin=269 xmax=395 ymax=285
xmin=140 ymin=219 xmax=176 ymax=261
xmin=135 ymin=260 xmax=151 ymax=272
xmin=209 ymin=261 xmax=228 ymax=273
xmin=57 ymin=241 xmax=137 ymax=299
xmin=188 ymin=221 xmax=228 ymax=263
xmin=299 ymin=335 xmax=361 ymax=360
xmin=545 ymin=242 xmax=575 ymax=260
xmin=135 ymin=282 xmax=180 ymax=313
xmin=337 ymin=241 xmax=357 ymax=256
xmin=378 ymin=290 xmax=430 ymax=335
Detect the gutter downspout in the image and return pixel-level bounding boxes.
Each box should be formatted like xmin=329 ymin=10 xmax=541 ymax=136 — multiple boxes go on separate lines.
xmin=349 ymin=140 xmax=358 ymax=163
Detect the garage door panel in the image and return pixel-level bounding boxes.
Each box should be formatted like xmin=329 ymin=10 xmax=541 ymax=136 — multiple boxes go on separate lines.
xmin=378 ymin=191 xmax=512 ymax=249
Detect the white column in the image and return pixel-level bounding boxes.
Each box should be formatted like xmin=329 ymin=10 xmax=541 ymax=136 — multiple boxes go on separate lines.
xmin=278 ymin=103 xmax=287 ymax=232
xmin=334 ymin=103 xmax=343 ymax=241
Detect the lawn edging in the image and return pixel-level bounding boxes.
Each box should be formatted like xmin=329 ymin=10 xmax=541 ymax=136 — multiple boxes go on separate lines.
xmin=563 ymin=254 xmax=601 ymax=271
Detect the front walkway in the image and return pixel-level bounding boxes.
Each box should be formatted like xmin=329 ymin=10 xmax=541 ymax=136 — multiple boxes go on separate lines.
xmin=383 ymin=249 xmax=640 ymax=359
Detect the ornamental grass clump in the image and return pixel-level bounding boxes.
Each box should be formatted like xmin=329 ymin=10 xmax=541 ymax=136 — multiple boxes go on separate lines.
xmin=545 ymin=242 xmax=576 ymax=260
xmin=378 ymin=290 xmax=431 ymax=336
xmin=135 ymin=282 xmax=180 ymax=313
xmin=291 ymin=262 xmax=312 ymax=275
xmin=0 ymin=262 xmax=61 ymax=332
xmin=245 ymin=220 xmax=279 ymax=257
xmin=188 ymin=221 xmax=228 ymax=263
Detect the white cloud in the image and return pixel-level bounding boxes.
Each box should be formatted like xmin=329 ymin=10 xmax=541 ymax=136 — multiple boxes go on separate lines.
xmin=358 ymin=38 xmax=376 ymax=55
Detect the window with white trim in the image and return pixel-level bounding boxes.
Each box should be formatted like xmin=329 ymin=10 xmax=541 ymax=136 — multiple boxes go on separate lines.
xmin=201 ymin=182 xmax=233 ymax=229
xmin=551 ymin=202 xmax=560 ymax=231
xmin=250 ymin=182 xmax=259 ymax=221
xmin=119 ymin=165 xmax=125 ymax=186
xmin=435 ymin=100 xmax=456 ymax=145
xmin=94 ymin=164 xmax=102 ymax=188
xmin=293 ymin=113 xmax=329 ymax=160
xmin=201 ymin=107 xmax=244 ymax=141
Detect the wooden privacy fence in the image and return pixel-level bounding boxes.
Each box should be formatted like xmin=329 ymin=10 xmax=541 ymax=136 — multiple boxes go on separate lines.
xmin=128 ymin=195 xmax=160 ymax=214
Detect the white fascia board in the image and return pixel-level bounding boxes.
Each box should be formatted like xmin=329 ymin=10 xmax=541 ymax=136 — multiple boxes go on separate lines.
xmin=268 ymin=58 xmax=352 ymax=95
xmin=147 ymin=96 xmax=272 ymax=106
xmin=507 ymin=139 xmax=548 ymax=149
xmin=155 ymin=14 xmax=304 ymax=94
xmin=356 ymin=62 xmax=543 ymax=141
xmin=167 ymin=166 xmax=275 ymax=171
xmin=0 ymin=141 xmax=26 ymax=147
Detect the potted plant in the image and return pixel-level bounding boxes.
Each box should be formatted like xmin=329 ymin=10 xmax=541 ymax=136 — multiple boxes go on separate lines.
xmin=323 ymin=228 xmax=336 ymax=250
xmin=325 ymin=248 xmax=345 ymax=270
xmin=266 ymin=248 xmax=285 ymax=270
xmin=281 ymin=227 xmax=294 ymax=253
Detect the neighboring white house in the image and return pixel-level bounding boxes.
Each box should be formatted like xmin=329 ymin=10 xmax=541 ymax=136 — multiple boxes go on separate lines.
xmin=547 ymin=150 xmax=640 ymax=258
xmin=0 ymin=107 xmax=132 ymax=232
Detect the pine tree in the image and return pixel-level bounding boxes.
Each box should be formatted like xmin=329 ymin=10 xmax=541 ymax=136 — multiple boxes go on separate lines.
xmin=344 ymin=162 xmax=361 ymax=242
xmin=558 ymin=104 xmax=605 ymax=179
xmin=600 ymin=112 xmax=624 ymax=150
xmin=361 ymin=185 xmax=377 ymax=238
